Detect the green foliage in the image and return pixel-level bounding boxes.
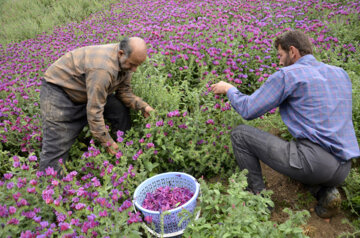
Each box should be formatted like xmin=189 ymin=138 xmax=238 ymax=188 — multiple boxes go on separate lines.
xmin=0 ymin=150 xmax=12 ymax=176
xmin=343 ymin=168 xmax=360 ymax=216
xmin=0 ymin=0 xmax=118 ymax=45
xmin=350 ymin=73 xmax=360 ymax=147
xmin=127 ymin=55 xmax=242 ymax=178
xmin=294 ymin=192 xmax=315 ymax=210
xmin=183 ymin=172 xmax=310 ymax=238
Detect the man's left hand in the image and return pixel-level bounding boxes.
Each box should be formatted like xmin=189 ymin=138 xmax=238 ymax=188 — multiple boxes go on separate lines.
xmin=143 ymin=105 xmax=155 ymax=118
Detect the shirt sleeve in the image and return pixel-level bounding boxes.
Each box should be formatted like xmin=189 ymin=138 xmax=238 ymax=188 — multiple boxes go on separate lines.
xmin=226 ymin=70 xmax=288 ymax=120
xmin=85 ymin=69 xmax=115 ymax=147
xmin=115 ymin=73 xmax=149 ymax=113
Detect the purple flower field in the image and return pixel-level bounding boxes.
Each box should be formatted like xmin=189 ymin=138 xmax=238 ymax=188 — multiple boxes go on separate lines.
xmin=0 ymin=0 xmax=359 ymax=237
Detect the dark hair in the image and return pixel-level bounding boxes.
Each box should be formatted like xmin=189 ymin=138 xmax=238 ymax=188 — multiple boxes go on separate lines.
xmin=119 ymin=37 xmax=132 ymax=58
xmin=274 ymin=30 xmax=313 ymax=56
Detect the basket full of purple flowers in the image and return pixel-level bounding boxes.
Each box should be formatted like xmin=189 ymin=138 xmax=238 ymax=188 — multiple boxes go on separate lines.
xmin=133 ymin=172 xmax=200 ymax=236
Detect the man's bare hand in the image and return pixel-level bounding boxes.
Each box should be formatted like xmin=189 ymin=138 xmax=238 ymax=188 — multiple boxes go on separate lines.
xmin=143 ymin=105 xmax=155 ymax=118
xmin=210 ymin=81 xmax=235 ymax=95
xmin=106 ymin=142 xmax=119 ymax=155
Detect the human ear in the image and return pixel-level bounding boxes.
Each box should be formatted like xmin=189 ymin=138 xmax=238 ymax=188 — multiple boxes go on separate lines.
xmin=289 ymin=46 xmax=295 ymax=58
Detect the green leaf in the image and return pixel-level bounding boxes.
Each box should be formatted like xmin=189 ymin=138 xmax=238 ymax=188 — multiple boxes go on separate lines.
xmin=144 ymin=161 xmax=159 ymax=172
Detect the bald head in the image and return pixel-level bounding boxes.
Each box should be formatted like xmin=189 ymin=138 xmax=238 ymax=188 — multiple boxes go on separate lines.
xmin=118 ymin=37 xmax=147 ymax=72
xmin=129 ymin=37 xmax=147 ymax=62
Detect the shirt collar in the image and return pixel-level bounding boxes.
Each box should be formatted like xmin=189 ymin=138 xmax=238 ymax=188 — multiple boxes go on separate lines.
xmin=295 ymin=54 xmax=316 ymax=65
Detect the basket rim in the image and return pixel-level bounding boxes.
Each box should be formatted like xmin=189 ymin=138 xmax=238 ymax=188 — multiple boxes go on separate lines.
xmin=133 ymin=172 xmax=200 ymax=215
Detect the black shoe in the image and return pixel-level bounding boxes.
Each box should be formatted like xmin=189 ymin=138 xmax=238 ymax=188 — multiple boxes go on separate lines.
xmin=315 ymin=187 xmax=341 ymax=218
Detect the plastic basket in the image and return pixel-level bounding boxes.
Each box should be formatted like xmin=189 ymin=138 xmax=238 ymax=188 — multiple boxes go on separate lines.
xmin=133 ymin=172 xmax=200 ymax=235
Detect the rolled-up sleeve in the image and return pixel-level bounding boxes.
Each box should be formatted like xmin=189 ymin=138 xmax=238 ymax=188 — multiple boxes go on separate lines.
xmin=115 ymin=73 xmax=149 ymax=113
xmin=86 ymin=69 xmax=114 ymax=146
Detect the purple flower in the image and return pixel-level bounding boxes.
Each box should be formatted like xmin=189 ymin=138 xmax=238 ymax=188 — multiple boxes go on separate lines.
xmin=20 ymin=230 xmax=35 ymax=237
xmin=115 ymin=151 xmax=123 ymax=159
xmin=206 ymin=119 xmax=214 ymax=125
xmin=51 ymin=180 xmax=59 ymax=186
xmin=91 ymin=177 xmax=101 ymax=187
xmin=28 ymin=155 xmax=37 ymax=162
xmin=146 ymin=143 xmax=155 ymax=149
xmin=156 ymin=120 xmax=164 ymax=127
xmin=99 ymin=210 xmax=108 ymax=217
xmin=75 ymin=203 xmax=86 ymax=210
xmin=132 ymin=154 xmax=139 ymax=160
xmin=17 ymin=199 xmax=28 ymax=207
xmin=167 ymin=110 xmax=181 ymax=117
xmin=42 ymin=188 xmax=54 ymax=204
xmin=167 ymin=120 xmax=174 ymax=127
xmin=234 ymin=79 xmax=242 ymax=84
xmin=4 ymin=173 xmax=13 ymax=180
xmin=45 ymin=167 xmax=57 ymax=177
xmin=59 ymin=222 xmax=70 ymax=231
xmin=40 ymin=221 xmax=49 ymax=229
xmin=7 ymin=218 xmax=19 ymax=225
xmin=127 ymin=211 xmax=142 ymax=224
xmin=142 ymin=186 xmax=194 ymax=212
xmin=116 ymin=130 xmax=124 ymax=137
xmin=144 ymin=216 xmax=153 ymax=224
xmin=8 ymin=206 xmax=16 ymax=215
xmin=178 ymin=124 xmax=188 ymax=129
xmin=7 ymin=182 xmax=14 ymax=190
xmin=119 ymin=200 xmax=132 ymax=212
xmin=0 ymin=204 xmax=8 ymax=217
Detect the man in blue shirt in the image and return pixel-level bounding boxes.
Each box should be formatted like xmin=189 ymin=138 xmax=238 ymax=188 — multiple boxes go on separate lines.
xmin=211 ymin=30 xmax=359 ymax=218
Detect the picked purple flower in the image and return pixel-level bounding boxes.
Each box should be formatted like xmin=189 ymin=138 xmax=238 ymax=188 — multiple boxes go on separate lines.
xmin=142 ymin=186 xmax=194 ymax=212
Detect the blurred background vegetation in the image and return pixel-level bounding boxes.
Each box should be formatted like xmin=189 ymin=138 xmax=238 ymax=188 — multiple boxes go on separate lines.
xmin=0 ymin=0 xmax=119 ymax=45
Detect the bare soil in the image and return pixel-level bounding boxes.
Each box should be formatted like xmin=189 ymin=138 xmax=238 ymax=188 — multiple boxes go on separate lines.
xmin=262 ymin=162 xmax=356 ymax=238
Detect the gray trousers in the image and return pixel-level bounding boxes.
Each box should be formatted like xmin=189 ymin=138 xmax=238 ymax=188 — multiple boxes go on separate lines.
xmin=230 ymin=124 xmax=351 ymax=196
xmin=39 ymin=79 xmax=131 ymax=173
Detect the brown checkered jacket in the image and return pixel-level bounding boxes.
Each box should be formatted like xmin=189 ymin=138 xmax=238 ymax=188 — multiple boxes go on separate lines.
xmin=44 ymin=43 xmax=149 ymax=146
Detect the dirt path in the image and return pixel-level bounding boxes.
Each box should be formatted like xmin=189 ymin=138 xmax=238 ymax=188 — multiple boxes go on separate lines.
xmin=262 ymin=162 xmax=355 ymax=238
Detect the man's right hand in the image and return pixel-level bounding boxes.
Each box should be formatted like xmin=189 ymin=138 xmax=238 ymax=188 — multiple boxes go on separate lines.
xmin=143 ymin=105 xmax=155 ymax=118
xmin=106 ymin=142 xmax=119 ymax=155
xmin=210 ymin=81 xmax=235 ymax=95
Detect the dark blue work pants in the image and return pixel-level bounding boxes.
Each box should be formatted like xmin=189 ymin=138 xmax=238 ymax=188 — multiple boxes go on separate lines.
xmin=39 ymin=79 xmax=131 ymax=173
xmin=230 ymin=124 xmax=351 ymax=197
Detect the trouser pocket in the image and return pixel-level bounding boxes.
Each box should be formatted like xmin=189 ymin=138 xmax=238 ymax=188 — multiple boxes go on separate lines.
xmin=289 ymin=140 xmax=303 ymax=169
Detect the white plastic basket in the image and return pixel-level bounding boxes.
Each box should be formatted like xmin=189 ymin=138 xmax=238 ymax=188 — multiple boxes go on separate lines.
xmin=133 ymin=172 xmax=200 ymax=235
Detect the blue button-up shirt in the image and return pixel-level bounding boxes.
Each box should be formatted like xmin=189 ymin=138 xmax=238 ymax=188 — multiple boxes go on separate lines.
xmin=227 ymin=54 xmax=359 ymax=161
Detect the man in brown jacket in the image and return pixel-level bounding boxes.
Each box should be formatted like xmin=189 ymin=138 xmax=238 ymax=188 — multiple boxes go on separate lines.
xmin=39 ymin=37 xmax=154 ymax=175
